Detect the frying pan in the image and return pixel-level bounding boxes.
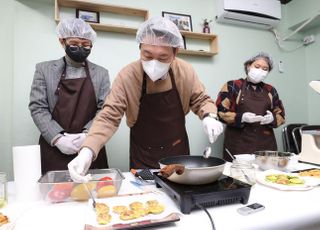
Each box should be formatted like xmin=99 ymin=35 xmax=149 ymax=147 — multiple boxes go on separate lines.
xmin=158 ymin=155 xmax=226 ymax=185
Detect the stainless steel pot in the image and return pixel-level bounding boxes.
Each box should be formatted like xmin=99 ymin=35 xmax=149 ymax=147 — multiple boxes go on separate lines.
xmin=158 ymin=155 xmax=226 ymax=185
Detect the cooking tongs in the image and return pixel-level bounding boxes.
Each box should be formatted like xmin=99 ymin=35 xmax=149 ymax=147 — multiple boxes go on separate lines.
xmin=84 ymin=183 xmax=96 ymax=209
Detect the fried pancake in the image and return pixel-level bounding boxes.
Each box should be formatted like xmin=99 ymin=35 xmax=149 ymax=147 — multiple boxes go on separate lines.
xmin=113 ymin=205 xmax=128 ymax=214
xmin=96 ymin=212 xmax=112 ymax=225
xmin=95 ymin=203 xmax=109 ymax=214
xmin=129 ymin=201 xmax=144 ymax=210
xmin=0 ymin=213 xmax=9 ymax=226
xmin=119 ymin=210 xmax=137 ymax=221
xmin=146 ymin=200 xmax=159 ymax=207
xmin=148 ymin=204 xmax=165 ymax=214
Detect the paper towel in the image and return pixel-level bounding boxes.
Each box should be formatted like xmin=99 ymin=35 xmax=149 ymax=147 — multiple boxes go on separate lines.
xmin=13 ymin=145 xmax=42 ymax=202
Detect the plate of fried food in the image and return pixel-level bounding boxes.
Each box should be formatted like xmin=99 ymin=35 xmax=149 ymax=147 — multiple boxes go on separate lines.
xmin=84 ymin=192 xmax=180 ymax=230
xmin=255 ymin=169 xmax=318 ymax=191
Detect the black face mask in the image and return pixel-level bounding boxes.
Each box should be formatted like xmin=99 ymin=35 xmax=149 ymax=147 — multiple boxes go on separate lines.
xmin=65 ymin=45 xmax=91 ymax=63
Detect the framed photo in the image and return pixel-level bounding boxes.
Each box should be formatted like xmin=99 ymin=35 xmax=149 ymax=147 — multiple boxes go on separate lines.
xmin=76 ymin=9 xmax=100 ymax=23
xmin=162 ymin=11 xmax=193 ymax=32
xmin=182 ymin=36 xmax=187 ymax=49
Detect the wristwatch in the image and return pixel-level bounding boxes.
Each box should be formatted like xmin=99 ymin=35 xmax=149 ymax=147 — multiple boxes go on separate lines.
xmin=203 ymin=113 xmax=218 ymax=120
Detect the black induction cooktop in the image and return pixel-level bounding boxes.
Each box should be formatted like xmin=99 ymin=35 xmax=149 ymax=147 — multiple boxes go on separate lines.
xmin=154 ymin=173 xmax=252 ymax=214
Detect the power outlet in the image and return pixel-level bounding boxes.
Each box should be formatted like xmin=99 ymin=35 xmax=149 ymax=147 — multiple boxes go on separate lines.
xmin=303 ymin=35 xmax=315 ymax=45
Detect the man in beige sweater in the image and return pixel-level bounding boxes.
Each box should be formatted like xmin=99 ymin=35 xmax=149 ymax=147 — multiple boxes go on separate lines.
xmin=68 ymin=17 xmax=224 ymax=182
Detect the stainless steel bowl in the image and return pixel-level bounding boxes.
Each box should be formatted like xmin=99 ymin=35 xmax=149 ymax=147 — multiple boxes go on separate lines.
xmin=254 ymin=151 xmax=296 ymax=171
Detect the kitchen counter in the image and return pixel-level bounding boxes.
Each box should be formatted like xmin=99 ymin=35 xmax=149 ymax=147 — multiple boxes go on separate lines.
xmin=1 ymin=162 xmax=320 ymax=230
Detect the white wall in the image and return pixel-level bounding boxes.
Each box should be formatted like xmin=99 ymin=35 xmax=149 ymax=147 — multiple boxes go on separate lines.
xmin=0 ymin=0 xmax=14 ymax=178
xmin=2 ymin=0 xmax=318 ymax=179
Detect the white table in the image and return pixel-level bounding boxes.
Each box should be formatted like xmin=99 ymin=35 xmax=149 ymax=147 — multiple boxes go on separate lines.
xmin=1 ymin=163 xmax=320 ymax=230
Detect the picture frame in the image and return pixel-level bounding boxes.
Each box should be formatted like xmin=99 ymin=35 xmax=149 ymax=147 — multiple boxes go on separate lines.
xmin=76 ymin=9 xmax=100 ymax=23
xmin=162 ymin=11 xmax=193 ymax=32
xmin=182 ymin=36 xmax=187 ymax=49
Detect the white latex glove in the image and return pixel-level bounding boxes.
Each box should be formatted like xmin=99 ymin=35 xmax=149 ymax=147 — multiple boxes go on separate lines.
xmin=65 ymin=133 xmax=87 ymax=149
xmin=241 ymin=112 xmax=264 ymax=123
xmin=68 ymin=147 xmax=93 ymax=183
xmin=202 ymin=117 xmax=224 ymax=143
xmin=260 ymin=110 xmax=274 ymax=125
xmin=55 ymin=134 xmax=79 ymax=155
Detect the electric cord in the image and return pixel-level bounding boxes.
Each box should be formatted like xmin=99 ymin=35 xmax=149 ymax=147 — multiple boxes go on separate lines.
xmin=270 ymin=28 xmax=304 ymax=52
xmin=269 ymin=12 xmax=320 ymax=52
xmin=195 ymin=203 xmax=216 ymax=230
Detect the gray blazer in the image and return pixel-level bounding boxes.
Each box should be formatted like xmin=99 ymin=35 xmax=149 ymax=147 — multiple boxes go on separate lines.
xmin=29 ymin=57 xmax=110 ymax=144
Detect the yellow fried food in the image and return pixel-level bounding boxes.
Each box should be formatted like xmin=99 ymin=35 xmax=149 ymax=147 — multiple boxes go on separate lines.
xmin=129 ymin=201 xmax=144 ymax=210
xmin=97 ymin=213 xmax=112 ymax=225
xmin=119 ymin=210 xmax=137 ymax=221
xmin=133 ymin=208 xmax=148 ymax=218
xmin=146 ymin=200 xmax=159 ymax=207
xmin=0 ymin=212 xmax=9 ymax=226
xmin=299 ymin=169 xmax=320 ymax=178
xmin=97 ymin=185 xmax=116 ymax=198
xmin=70 ymin=182 xmax=96 ymax=201
xmin=148 ymin=204 xmax=165 ymax=214
xmin=113 ymin=205 xmax=128 ymax=214
xmin=96 ymin=203 xmax=109 ymax=214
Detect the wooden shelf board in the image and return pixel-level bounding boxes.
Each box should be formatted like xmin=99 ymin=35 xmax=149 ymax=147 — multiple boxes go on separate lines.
xmin=178 ymin=49 xmax=216 ymax=57
xmin=180 ymin=31 xmax=217 ymax=40
xmin=55 ymin=19 xmax=138 ymax=34
xmin=57 ymin=0 xmax=148 ymax=18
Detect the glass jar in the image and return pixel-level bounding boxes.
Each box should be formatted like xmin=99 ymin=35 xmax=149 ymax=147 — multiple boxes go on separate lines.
xmin=0 ymin=172 xmax=7 ymax=208
xmin=230 ymin=159 xmax=255 ymax=185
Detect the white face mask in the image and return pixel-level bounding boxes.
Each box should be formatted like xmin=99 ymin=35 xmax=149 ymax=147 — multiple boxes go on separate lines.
xmin=248 ymin=67 xmax=268 ymax=84
xmin=142 ymin=59 xmax=171 ymax=82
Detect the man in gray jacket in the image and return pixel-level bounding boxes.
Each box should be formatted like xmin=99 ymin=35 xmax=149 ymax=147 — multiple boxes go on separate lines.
xmin=29 ymin=18 xmax=109 ymax=174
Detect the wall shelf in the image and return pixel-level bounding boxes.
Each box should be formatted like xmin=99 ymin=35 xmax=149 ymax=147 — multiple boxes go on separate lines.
xmin=54 ymin=0 xmax=218 ymax=57
xmin=55 ymin=0 xmax=148 ymax=35
xmin=179 ymin=31 xmax=218 ymax=57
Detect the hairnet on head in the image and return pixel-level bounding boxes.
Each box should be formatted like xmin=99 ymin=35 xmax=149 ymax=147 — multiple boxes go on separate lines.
xmin=136 ymin=17 xmax=184 ymax=48
xmin=244 ymin=52 xmax=273 ymax=74
xmin=56 ymin=18 xmax=97 ymax=43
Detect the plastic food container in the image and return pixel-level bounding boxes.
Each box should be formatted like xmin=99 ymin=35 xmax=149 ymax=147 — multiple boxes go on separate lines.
xmin=38 ymin=168 xmax=124 ymax=203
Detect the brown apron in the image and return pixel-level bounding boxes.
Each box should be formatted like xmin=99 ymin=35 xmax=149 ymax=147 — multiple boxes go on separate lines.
xmin=223 ymin=80 xmax=277 ymax=161
xmin=130 ymin=70 xmax=190 ymax=169
xmin=39 ymin=57 xmax=108 ymax=174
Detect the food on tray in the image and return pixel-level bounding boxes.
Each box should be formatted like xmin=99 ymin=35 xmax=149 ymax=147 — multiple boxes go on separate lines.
xmin=265 ymin=174 xmax=304 ymax=185
xmin=96 ymin=203 xmax=110 ymax=214
xmin=71 ymin=182 xmax=96 ymax=201
xmin=146 ymin=199 xmax=159 ymax=207
xmin=299 ymin=169 xmax=320 ymax=178
xmin=113 ymin=205 xmax=128 ymax=214
xmin=97 ymin=185 xmax=116 ymax=198
xmin=129 ymin=201 xmax=144 ymax=210
xmin=95 ymin=199 xmax=166 ymax=225
xmin=0 ymin=212 xmax=9 ymax=226
xmin=95 ymin=202 xmax=111 ymax=225
xmin=133 ymin=207 xmax=148 ymax=217
xmin=97 ymin=213 xmax=112 ymax=225
xmin=147 ymin=204 xmax=165 ymax=214
xmin=120 ymin=210 xmax=137 ymax=221
xmin=160 ymin=164 xmax=185 ymax=178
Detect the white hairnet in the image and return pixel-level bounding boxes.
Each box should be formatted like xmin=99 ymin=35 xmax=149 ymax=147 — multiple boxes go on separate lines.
xmin=136 ymin=17 xmax=184 ymax=48
xmin=56 ymin=18 xmax=97 ymax=43
xmin=244 ymin=52 xmax=273 ymax=74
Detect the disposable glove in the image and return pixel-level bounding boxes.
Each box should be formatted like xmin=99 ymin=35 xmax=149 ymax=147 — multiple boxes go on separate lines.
xmin=55 ymin=134 xmax=79 ymax=155
xmin=202 ymin=117 xmax=224 ymax=143
xmin=260 ymin=110 xmax=274 ymax=125
xmin=241 ymin=112 xmax=264 ymax=123
xmin=65 ymin=133 xmax=87 ymax=149
xmin=68 ymin=147 xmax=93 ymax=183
